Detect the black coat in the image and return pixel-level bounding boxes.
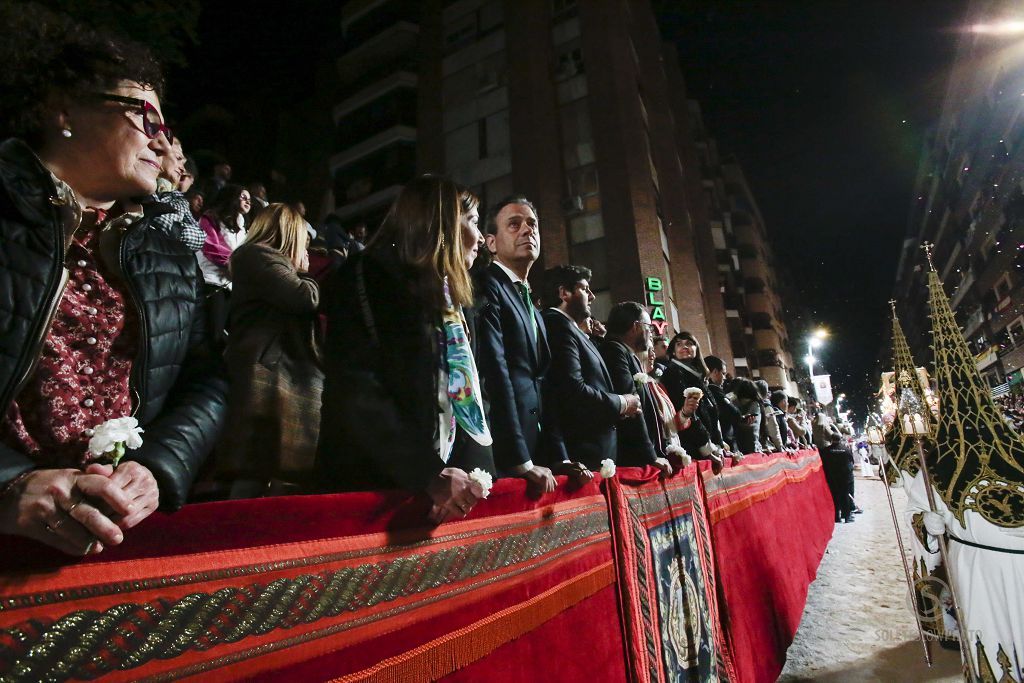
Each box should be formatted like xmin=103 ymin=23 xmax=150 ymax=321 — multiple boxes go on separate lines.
xmin=316 ymin=251 xmax=444 ymax=491
xmin=541 ymin=308 xmax=619 ymax=469
xmin=660 ymin=359 xmax=724 ymax=447
xmin=475 ymin=263 xmax=566 ymax=471
xmin=598 ymin=339 xmax=661 ymax=465
xmin=0 ymin=138 xmax=227 ymax=508
xmin=707 ymin=382 xmax=741 ymax=449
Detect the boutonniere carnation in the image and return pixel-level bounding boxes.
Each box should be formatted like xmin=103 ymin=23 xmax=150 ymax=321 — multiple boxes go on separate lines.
xmin=632 ymin=372 xmax=653 ymax=392
xmin=468 ymin=468 xmax=493 ymax=498
xmin=599 ymin=459 xmax=617 ymax=478
xmin=88 ymin=416 xmax=144 ymax=467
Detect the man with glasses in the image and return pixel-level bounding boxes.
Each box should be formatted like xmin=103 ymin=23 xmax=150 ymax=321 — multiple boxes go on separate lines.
xmin=149 ymin=138 xmax=205 ymax=252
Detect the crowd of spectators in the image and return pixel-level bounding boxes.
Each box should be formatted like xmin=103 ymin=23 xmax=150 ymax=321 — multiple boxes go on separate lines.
xmin=995 ymin=393 xmax=1024 ymax=432
xmin=0 ymin=6 xmax=834 ymax=557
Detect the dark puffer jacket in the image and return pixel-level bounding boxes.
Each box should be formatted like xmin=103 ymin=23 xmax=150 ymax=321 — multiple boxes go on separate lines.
xmin=0 ymin=138 xmax=228 ymax=509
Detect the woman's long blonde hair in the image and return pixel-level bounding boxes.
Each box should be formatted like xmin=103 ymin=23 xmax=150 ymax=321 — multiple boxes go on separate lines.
xmin=244 ymin=203 xmax=307 ymax=267
xmin=366 ymin=175 xmax=473 ymax=310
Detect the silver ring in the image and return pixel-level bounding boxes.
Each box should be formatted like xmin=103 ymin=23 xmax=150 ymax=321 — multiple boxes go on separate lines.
xmin=49 ymin=516 xmax=66 ymax=531
xmin=84 ymin=540 xmax=97 ymax=555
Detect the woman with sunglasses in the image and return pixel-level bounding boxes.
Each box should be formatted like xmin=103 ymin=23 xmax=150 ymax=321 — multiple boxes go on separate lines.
xmin=0 ymin=6 xmax=227 ymax=556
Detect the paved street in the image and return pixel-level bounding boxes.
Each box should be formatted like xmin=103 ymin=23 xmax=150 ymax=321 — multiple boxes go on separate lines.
xmin=779 ymin=471 xmax=963 ymax=682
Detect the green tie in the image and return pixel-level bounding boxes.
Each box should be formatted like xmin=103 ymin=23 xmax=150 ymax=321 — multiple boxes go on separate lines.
xmin=515 ymin=282 xmax=538 ymax=341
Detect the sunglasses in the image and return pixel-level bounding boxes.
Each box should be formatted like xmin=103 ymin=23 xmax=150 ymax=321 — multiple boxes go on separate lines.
xmin=95 ymin=94 xmax=174 ymax=144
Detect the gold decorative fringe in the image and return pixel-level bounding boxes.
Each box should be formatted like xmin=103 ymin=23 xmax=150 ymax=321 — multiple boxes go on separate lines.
xmin=332 ymin=562 xmax=614 ymax=683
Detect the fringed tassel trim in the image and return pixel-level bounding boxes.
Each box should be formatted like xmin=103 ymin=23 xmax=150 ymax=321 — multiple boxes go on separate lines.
xmin=332 ymin=561 xmax=615 ymax=683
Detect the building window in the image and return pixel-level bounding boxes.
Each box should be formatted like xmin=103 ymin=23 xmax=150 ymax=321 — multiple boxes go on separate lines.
xmin=478 ymin=118 xmax=488 ymax=159
xmin=571 ymin=237 xmax=609 ymax=290
xmin=994 ymin=273 xmax=1013 ymax=301
xmin=444 ymin=13 xmax=477 ymax=53
xmin=552 ymin=0 xmax=578 ymax=20
xmin=569 ymin=212 xmax=604 ymax=244
xmin=555 ymin=46 xmax=584 ymax=81
xmin=1008 ymin=317 xmax=1024 ymax=347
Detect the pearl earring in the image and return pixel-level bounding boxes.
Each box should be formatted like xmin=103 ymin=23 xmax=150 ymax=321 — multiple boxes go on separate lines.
xmin=61 ymin=128 xmax=72 ymax=138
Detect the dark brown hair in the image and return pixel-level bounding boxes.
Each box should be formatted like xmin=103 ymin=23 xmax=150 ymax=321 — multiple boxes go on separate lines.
xmin=0 ymin=3 xmax=164 ymax=146
xmin=669 ymin=331 xmax=709 ymax=376
xmin=367 ymin=175 xmax=473 ymax=310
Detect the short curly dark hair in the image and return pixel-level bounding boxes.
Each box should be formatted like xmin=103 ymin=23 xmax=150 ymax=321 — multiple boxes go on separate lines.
xmin=0 ymin=2 xmax=164 ymax=146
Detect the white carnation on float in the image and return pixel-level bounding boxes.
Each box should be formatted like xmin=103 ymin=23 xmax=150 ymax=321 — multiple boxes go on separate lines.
xmin=599 ymin=459 xmax=617 ymax=478
xmin=88 ymin=416 xmax=144 ymax=466
xmin=468 ymin=468 xmax=493 ymax=499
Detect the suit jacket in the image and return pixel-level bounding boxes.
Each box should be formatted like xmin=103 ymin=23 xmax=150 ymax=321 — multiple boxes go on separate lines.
xmin=708 ymin=382 xmax=741 ymax=449
xmin=542 ymin=308 xmax=619 ymax=469
xmin=734 ymin=397 xmax=763 ymax=455
xmin=598 ymin=339 xmax=661 ymax=466
xmin=476 ymin=262 xmax=567 ymax=471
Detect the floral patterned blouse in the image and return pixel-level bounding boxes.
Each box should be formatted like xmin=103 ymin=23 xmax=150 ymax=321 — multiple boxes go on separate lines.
xmin=0 ymin=210 xmax=138 ymax=467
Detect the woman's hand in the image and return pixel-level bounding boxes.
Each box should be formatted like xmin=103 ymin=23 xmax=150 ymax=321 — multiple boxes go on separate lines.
xmin=426 ymin=467 xmax=479 ymax=524
xmin=86 ymin=461 xmax=159 ymax=530
xmin=0 ymin=468 xmax=135 ymax=555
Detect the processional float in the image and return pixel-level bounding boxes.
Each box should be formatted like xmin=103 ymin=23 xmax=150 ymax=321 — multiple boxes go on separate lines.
xmin=880 ymin=242 xmax=1024 ymax=683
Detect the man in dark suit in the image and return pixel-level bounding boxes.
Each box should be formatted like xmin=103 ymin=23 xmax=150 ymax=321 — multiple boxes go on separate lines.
xmin=541 ymin=265 xmax=640 ymax=469
xmin=476 ymin=196 xmax=588 ymax=493
xmin=598 ymin=302 xmax=673 ymax=475
xmin=705 ymin=354 xmax=741 ymax=451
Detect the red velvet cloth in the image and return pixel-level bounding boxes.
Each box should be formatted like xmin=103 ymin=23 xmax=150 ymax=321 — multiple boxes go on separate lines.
xmin=0 ymin=454 xmax=833 ymax=682
xmin=704 ymin=450 xmax=833 ymax=683
xmin=440 ymin=584 xmax=628 ymax=683
xmin=2 ymin=477 xmax=590 ymax=571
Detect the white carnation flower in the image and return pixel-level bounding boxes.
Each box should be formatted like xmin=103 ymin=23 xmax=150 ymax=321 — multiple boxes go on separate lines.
xmin=88 ymin=416 xmax=144 ymax=466
xmin=468 ymin=468 xmax=493 ymax=499
xmin=599 ymin=458 xmax=617 ymax=478
xmin=666 ymin=444 xmax=692 ymax=467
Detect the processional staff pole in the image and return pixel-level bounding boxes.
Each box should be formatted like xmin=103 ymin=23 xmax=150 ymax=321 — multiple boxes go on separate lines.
xmin=914 ymin=241 xmax=979 ymax=682
xmin=898 ymin=389 xmax=978 ymax=682
xmin=867 ymin=420 xmax=932 ymax=667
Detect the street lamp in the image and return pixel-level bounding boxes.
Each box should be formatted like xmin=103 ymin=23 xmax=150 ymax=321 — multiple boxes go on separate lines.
xmin=806 ymin=327 xmax=828 ymax=383
xmin=969 ymin=20 xmax=1024 ymax=35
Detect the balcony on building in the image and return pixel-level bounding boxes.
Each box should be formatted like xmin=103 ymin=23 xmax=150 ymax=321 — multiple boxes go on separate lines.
xmin=337 ymin=1 xmax=420 ymax=86
xmin=332 ymin=140 xmax=416 ymax=222
xmin=331 ymin=88 xmax=418 ymax=167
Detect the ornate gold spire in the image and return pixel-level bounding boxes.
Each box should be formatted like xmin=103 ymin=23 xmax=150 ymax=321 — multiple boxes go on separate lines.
xmin=884 ymin=304 xmax=931 ymax=480
xmin=926 ymin=267 xmax=1024 ymax=527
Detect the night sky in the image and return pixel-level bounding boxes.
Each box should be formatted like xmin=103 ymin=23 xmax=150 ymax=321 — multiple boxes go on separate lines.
xmin=662 ymin=0 xmax=965 ymax=421
xmin=165 ymin=0 xmax=968 ymax=422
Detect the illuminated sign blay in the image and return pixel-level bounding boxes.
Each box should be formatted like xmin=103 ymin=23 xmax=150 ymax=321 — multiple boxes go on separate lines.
xmin=645 ymin=276 xmax=670 ymax=335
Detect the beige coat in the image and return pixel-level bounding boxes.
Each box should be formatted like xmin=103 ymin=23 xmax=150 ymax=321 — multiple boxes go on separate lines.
xmin=217 ymin=243 xmax=322 ymax=482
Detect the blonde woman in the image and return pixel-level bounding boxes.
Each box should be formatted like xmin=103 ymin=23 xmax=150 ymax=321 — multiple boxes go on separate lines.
xmin=217 ymin=203 xmax=321 ymax=496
